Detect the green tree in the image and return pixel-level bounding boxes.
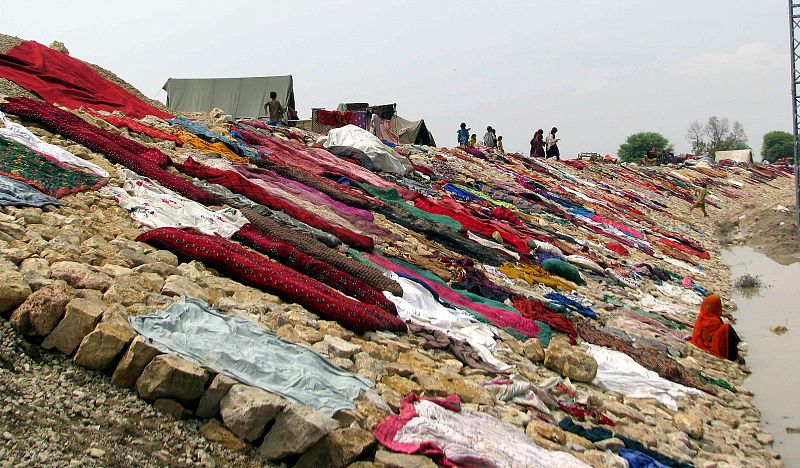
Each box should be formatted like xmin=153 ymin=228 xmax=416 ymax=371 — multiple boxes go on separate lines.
xmin=685 ymin=116 xmax=748 ymax=159
xmin=617 ymin=132 xmax=674 ymax=163
xmin=761 ymin=131 xmax=794 ymax=163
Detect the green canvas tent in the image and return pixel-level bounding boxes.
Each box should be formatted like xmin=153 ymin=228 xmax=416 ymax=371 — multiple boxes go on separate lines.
xmin=162 ymin=76 xmax=295 ymax=119
xmin=392 ymin=114 xmax=436 ymax=146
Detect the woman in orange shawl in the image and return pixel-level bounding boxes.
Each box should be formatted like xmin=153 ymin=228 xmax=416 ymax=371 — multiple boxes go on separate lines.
xmin=690 ymin=294 xmax=740 ymax=361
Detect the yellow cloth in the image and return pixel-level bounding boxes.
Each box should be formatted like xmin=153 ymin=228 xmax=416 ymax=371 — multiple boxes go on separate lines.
xmin=175 ymin=130 xmax=249 ymax=163
xmin=499 ymin=263 xmax=576 ymax=291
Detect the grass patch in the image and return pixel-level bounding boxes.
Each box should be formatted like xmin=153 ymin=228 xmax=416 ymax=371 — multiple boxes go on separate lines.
xmin=715 ymin=219 xmax=739 ymax=244
xmin=734 ymin=273 xmax=763 ymax=290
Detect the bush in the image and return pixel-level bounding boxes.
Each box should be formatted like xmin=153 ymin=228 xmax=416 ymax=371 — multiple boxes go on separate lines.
xmin=618 ymin=132 xmax=674 ymax=163
xmin=734 ymin=274 xmax=762 ymax=289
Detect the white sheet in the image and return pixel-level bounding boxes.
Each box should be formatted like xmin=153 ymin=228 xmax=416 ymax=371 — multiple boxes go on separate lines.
xmin=324 ymin=124 xmax=412 ymax=174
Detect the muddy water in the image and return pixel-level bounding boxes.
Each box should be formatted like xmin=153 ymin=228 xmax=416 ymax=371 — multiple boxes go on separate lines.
xmin=723 ymin=246 xmax=800 ymax=466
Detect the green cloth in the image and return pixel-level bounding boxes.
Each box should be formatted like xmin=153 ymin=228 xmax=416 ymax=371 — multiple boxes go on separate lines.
xmin=358 ymin=183 xmax=463 ymax=232
xmin=698 ymin=373 xmax=737 ymax=393
xmin=455 ymin=184 xmax=515 ymax=209
xmin=0 ymin=136 xmax=103 ymax=198
xmin=541 ymin=258 xmax=584 ymax=285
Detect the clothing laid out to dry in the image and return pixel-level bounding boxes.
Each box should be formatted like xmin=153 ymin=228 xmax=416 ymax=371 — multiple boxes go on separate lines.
xmin=136 ymin=227 xmax=405 ymax=334
xmin=0 ymin=174 xmax=59 ymax=207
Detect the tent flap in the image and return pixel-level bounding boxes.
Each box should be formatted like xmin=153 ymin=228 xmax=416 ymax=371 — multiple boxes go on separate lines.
xmin=163 ymin=76 xmax=294 ymax=119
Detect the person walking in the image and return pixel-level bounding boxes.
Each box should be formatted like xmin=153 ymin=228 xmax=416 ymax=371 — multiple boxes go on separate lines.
xmin=530 ymin=129 xmax=545 ymax=158
xmin=457 ymin=123 xmax=470 ymax=146
xmin=545 ymin=127 xmax=560 ymax=160
xmin=484 ymin=126 xmax=497 ymax=148
xmin=264 ymin=91 xmax=285 ymax=125
xmin=689 ymin=182 xmax=709 ymax=217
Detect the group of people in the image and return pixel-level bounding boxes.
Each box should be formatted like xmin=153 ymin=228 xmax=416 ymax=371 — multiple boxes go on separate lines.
xmin=457 ymin=124 xmax=504 ymax=153
xmin=529 ymin=127 xmax=561 ymax=160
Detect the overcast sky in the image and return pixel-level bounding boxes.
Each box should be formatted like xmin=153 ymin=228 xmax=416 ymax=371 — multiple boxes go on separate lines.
xmin=0 ymin=1 xmax=792 ymax=157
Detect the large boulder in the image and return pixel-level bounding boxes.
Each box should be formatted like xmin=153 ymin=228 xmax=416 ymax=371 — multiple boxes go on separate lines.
xmin=10 ymin=283 xmax=72 ymax=336
xmin=161 ymin=275 xmax=209 ymax=303
xmin=295 ymin=427 xmax=376 ymax=468
xmin=0 ymin=268 xmax=32 ymax=314
xmin=136 ymin=354 xmax=208 ymax=403
xmin=111 ymin=336 xmax=162 ymax=387
xmin=674 ymin=411 xmax=705 ymax=440
xmin=259 ymin=405 xmax=340 ymax=461
xmin=220 ymin=385 xmax=287 ymax=442
xmin=41 ymin=298 xmax=105 ymax=354
xmin=544 ymin=339 xmax=597 ymax=383
xmin=49 ymin=261 xmax=113 ymax=291
xmin=73 ymin=315 xmax=136 ymax=370
xmin=374 ymin=451 xmax=437 ymax=468
xmin=196 ymin=374 xmax=239 ymax=419
xmin=200 ymin=419 xmax=249 ymax=453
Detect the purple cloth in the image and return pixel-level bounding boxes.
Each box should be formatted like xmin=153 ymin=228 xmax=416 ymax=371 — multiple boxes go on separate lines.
xmin=354 ymin=111 xmax=367 ymax=130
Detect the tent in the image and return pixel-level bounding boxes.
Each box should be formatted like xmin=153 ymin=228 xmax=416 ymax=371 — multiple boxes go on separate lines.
xmin=715 ymin=149 xmax=753 ymax=163
xmin=162 ymin=76 xmax=295 ymax=119
xmin=392 ymin=115 xmax=436 ymax=146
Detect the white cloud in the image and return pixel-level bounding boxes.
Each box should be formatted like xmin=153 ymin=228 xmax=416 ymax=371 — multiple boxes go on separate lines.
xmin=678 ymin=42 xmax=785 ymax=76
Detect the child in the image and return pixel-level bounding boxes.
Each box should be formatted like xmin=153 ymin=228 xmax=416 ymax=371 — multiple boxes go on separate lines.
xmin=468 ymin=134 xmax=477 ymax=147
xmin=264 ymin=91 xmax=284 ymax=125
xmin=457 ymin=123 xmax=470 ymax=146
xmin=690 ymin=182 xmax=709 ymax=217
xmin=497 ymin=136 xmax=505 ymax=154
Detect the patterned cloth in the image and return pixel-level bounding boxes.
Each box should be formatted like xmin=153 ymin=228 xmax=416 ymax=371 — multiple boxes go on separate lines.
xmin=0 ymin=97 xmax=218 ymax=204
xmin=233 ymin=224 xmax=397 ymax=314
xmin=136 ymin=227 xmax=406 ymax=334
xmin=0 ymin=136 xmax=105 ymax=198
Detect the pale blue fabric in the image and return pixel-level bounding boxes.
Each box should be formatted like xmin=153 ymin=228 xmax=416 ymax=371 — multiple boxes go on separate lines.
xmin=0 ymin=175 xmax=59 ymax=207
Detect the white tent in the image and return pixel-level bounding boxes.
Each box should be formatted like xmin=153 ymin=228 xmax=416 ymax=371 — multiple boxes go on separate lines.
xmin=715 ymin=149 xmax=753 ymax=163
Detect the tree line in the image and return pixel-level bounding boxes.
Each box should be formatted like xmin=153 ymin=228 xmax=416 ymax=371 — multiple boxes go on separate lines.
xmin=616 ymin=116 xmax=793 ymax=163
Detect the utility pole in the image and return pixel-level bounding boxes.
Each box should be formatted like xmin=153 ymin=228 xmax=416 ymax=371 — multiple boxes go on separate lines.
xmin=789 ymin=1 xmax=800 ymax=235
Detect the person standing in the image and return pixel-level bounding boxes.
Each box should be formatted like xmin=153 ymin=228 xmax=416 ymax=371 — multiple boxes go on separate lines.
xmin=497 ymin=136 xmax=505 ymax=154
xmin=468 ymin=133 xmax=477 ymax=147
xmin=484 ymin=126 xmax=497 ymax=148
xmin=264 ymin=91 xmax=285 ymax=125
xmin=371 ymin=107 xmax=382 ymax=140
xmin=457 ymin=123 xmax=470 ymax=146
xmin=530 ymin=129 xmax=545 ymax=158
xmin=545 ymin=127 xmax=560 ymax=160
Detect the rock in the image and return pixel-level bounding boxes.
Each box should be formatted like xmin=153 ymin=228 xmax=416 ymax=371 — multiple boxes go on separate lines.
xmin=674 ymin=411 xmax=705 ymax=440
xmin=19 ymin=257 xmax=49 ymax=281
xmin=323 ymin=335 xmax=362 ymax=358
xmin=154 ymin=398 xmax=190 ymax=420
xmin=384 ymin=362 xmax=415 ymax=378
xmin=200 ymin=419 xmax=249 ymax=453
xmin=86 ymin=448 xmax=104 ymax=458
xmin=49 ymin=261 xmax=113 ymax=291
xmin=73 ymin=316 xmax=136 ymax=370
xmin=544 ymin=339 xmax=597 ymax=383
xmin=593 ymin=437 xmax=626 ymax=451
xmin=197 ymin=374 xmax=239 ymax=419
xmin=0 ymin=268 xmax=31 ymax=314
xmin=49 ymin=40 xmax=69 ymax=54
xmin=220 ymin=385 xmax=286 ymax=442
xmin=526 ymin=419 xmax=567 ymax=445
xmin=136 ymin=354 xmax=208 ymax=403
xmin=10 ymin=283 xmax=71 ymax=336
xmin=522 ymin=338 xmax=545 ymax=362
xmin=259 ymin=405 xmax=340 ymax=460
xmin=162 ymin=275 xmax=209 ymax=302
xmin=149 ymin=249 xmax=179 ymax=266
xmin=110 ymin=336 xmax=162 ymax=387
xmin=373 ymin=450 xmax=437 ymax=468
xmin=382 ymin=375 xmax=422 ymax=396
xmin=295 ymin=427 xmax=375 ymax=468
xmin=41 ymin=298 xmax=104 ymax=354
xmin=133 ymin=262 xmax=180 ymax=278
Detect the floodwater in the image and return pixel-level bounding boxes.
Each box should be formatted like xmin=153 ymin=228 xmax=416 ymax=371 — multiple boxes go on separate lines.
xmin=723 ymin=246 xmax=800 ymax=466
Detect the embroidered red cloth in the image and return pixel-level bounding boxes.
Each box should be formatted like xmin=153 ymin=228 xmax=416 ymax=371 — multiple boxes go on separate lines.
xmin=0 ymin=98 xmax=216 ymax=204
xmin=86 ymin=110 xmax=182 ymax=144
xmin=136 ymin=227 xmax=405 ymax=334
xmin=178 ymin=157 xmax=374 ymax=251
xmin=0 ymin=41 xmax=172 ymax=119
xmin=233 ymin=224 xmax=396 ymax=314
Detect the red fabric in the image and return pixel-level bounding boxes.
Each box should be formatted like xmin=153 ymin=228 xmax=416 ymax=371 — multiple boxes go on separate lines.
xmin=0 ymin=41 xmax=172 ymax=119
xmin=658 ymin=237 xmax=710 ymax=260
xmin=233 ymin=224 xmax=395 ymax=314
xmin=690 ymin=295 xmax=729 ymax=359
xmin=0 ymin=97 xmax=217 ymax=204
xmin=136 ymin=228 xmax=405 ymax=334
xmin=411 ymin=194 xmax=531 ymax=255
xmin=412 ymin=164 xmax=434 ymax=175
xmin=512 ymin=297 xmax=578 ymax=344
xmin=178 ymin=157 xmax=374 ymax=250
xmin=605 ymin=242 xmax=630 ymax=256
xmin=316 ymin=109 xmax=355 ymax=127
xmin=490 ymin=206 xmax=523 ymax=226
xmin=373 ymin=394 xmax=463 ymax=468
xmin=86 ymin=110 xmax=182 ymax=144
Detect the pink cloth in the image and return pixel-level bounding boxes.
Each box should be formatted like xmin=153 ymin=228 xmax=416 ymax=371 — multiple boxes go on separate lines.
xmin=366 ymin=253 xmax=541 ymax=338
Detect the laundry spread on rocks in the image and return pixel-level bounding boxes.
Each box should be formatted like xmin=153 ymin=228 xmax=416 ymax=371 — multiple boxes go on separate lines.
xmin=0 ymin=36 xmax=791 ymax=468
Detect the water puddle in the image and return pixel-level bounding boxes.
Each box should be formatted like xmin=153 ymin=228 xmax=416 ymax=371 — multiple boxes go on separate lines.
xmin=723 ymin=246 xmax=800 ymax=465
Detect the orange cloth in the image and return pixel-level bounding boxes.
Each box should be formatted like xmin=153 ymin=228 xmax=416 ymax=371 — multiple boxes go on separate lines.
xmin=690 ymin=295 xmax=730 ymax=359
xmin=176 ymin=130 xmax=249 ymax=163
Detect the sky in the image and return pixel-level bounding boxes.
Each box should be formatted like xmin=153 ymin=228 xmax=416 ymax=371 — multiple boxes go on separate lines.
xmin=0 ymin=0 xmax=792 ymax=158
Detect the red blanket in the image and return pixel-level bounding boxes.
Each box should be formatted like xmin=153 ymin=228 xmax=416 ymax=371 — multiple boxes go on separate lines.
xmin=0 ymin=41 xmax=172 ymax=119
